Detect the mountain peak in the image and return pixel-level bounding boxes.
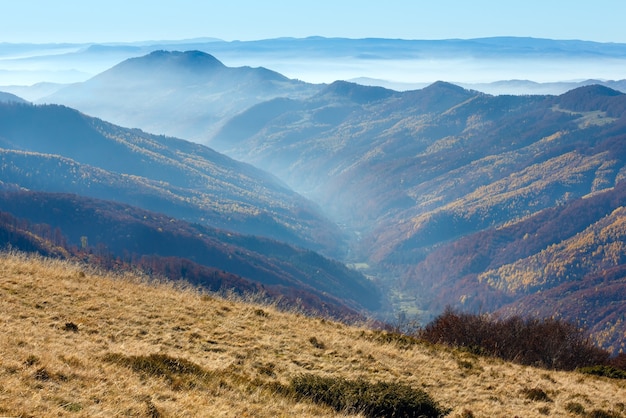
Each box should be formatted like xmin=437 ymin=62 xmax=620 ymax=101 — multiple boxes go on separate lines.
xmin=422 ymin=80 xmax=474 ymax=95
xmin=395 ymin=81 xmax=479 ymax=114
xmin=110 ymin=50 xmax=226 ymax=76
xmin=0 ymin=91 xmax=29 ymax=104
xmin=557 ymin=84 xmax=626 ymax=116
xmin=317 ymin=80 xmax=396 ymax=104
xmin=141 ymin=49 xmax=225 ymax=69
xmin=559 ymin=84 xmax=623 ymax=100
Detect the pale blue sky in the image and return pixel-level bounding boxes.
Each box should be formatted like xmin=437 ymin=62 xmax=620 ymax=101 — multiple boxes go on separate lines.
xmin=1 ymin=0 xmax=626 ymax=44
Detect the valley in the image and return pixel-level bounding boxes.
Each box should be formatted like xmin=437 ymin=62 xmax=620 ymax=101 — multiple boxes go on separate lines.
xmin=1 ymin=43 xmax=626 ymax=358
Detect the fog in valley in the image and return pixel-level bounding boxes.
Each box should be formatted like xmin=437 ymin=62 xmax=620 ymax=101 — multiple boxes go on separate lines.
xmin=3 ymin=38 xmax=626 ymax=99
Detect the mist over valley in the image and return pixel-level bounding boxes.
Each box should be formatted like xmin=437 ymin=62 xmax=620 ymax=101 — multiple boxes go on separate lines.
xmin=3 ymin=37 xmax=626 ymax=95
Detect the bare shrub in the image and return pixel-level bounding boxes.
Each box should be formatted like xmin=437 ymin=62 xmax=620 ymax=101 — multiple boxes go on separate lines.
xmin=578 ymin=365 xmax=626 ymax=380
xmin=521 ymin=387 xmax=552 ymax=402
xmin=103 ymin=353 xmax=210 ymax=390
xmin=289 ymin=373 xmax=449 ymax=417
xmin=565 ymin=402 xmax=585 ymax=415
xmin=420 ymin=308 xmax=609 ymax=370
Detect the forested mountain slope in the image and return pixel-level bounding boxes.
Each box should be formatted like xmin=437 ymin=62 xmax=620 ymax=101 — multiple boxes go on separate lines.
xmin=212 ymin=82 xmax=626 ymax=263
xmin=212 ymin=82 xmax=626 ymax=351
xmin=399 ymin=183 xmax=626 ymax=353
xmin=0 ymin=101 xmax=344 ymax=254
xmin=0 ymin=190 xmax=380 ymax=316
xmin=0 ymin=91 xmax=28 ymax=104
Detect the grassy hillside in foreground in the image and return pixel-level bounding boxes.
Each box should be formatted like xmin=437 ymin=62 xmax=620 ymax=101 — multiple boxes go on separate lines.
xmin=0 ymin=190 xmax=380 ymax=317
xmin=1 ymin=252 xmax=625 ymax=417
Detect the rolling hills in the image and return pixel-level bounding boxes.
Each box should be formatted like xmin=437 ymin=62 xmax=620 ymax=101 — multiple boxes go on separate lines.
xmin=0 ymin=101 xmax=343 ymax=255
xmin=211 ymin=82 xmax=626 ymax=255
xmin=1 ymin=251 xmax=625 ymax=417
xmin=210 ymin=81 xmax=626 ymax=350
xmin=0 ymin=99 xmax=384 ymax=317
xmin=0 ymin=190 xmax=380 ymax=318
xmin=0 ymin=91 xmax=27 ymax=104
xmin=3 ymin=49 xmax=626 ymax=354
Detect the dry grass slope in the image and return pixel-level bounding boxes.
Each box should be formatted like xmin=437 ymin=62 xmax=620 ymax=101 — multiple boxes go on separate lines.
xmin=1 ymin=251 xmax=625 ymax=417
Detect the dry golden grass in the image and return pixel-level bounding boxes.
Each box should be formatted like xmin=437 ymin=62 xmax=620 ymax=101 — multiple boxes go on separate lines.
xmin=1 ymin=251 xmax=625 ymax=417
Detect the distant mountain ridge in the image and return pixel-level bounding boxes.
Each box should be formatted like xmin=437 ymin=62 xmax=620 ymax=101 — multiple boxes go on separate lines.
xmin=458 ymin=79 xmax=626 ymax=96
xmin=41 ymin=50 xmax=322 ymax=141
xmin=4 ymin=36 xmax=626 ymax=92
xmin=0 ymin=91 xmax=28 ymax=104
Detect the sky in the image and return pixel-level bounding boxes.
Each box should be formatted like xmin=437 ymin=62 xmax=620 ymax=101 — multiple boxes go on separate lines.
xmin=2 ymin=0 xmax=626 ymax=44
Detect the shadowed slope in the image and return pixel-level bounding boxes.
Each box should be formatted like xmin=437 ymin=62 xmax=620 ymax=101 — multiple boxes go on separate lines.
xmin=0 ymin=190 xmax=381 ymax=315
xmin=0 ymin=101 xmax=344 ymax=254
